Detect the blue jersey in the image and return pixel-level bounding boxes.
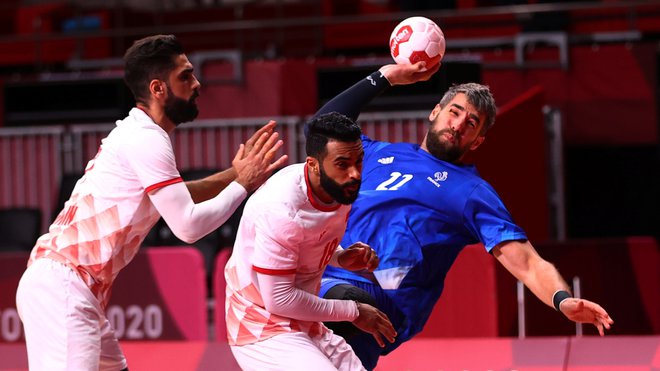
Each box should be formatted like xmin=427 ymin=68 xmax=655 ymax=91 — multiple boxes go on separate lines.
xmin=323 ymin=134 xmax=527 ymax=341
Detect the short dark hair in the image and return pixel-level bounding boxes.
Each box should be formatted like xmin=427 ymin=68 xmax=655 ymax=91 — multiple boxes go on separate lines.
xmin=439 ymin=82 xmax=497 ymax=133
xmin=123 ymin=34 xmax=184 ymax=104
xmin=305 ymin=112 xmax=362 ymax=159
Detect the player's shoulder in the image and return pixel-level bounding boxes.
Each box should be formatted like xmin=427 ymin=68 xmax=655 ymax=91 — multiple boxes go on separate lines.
xmin=362 ymin=135 xmax=419 ymax=155
xmin=115 ymin=109 xmax=168 ymax=139
xmin=250 ymin=163 xmax=307 ymax=205
xmin=263 ymin=163 xmax=305 ymax=188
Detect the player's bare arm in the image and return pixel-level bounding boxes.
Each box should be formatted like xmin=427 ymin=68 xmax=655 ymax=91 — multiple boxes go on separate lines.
xmin=185 ymin=168 xmax=239 ymax=203
xmin=493 ymin=240 xmax=613 ymax=335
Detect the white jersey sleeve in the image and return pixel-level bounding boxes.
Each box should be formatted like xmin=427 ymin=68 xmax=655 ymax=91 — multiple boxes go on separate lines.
xmin=148 ymin=180 xmax=247 ymax=243
xmin=257 ymin=272 xmax=359 ymax=322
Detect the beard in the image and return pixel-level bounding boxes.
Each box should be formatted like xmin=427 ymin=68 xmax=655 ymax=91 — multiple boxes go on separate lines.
xmin=319 ymin=164 xmax=361 ymax=205
xmin=425 ymin=128 xmax=467 ymax=163
xmin=164 ymin=85 xmax=199 ymax=125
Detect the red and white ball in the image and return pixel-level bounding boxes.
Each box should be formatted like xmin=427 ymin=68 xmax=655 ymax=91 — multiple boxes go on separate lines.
xmin=389 ymin=16 xmax=445 ymax=68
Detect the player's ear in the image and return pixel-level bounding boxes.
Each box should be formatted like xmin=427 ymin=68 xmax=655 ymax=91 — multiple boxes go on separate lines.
xmin=470 ymin=136 xmax=485 ymax=151
xmin=305 ymin=156 xmax=319 ymax=175
xmin=429 ymin=104 xmax=441 ymax=122
xmin=149 ymin=79 xmax=166 ymax=98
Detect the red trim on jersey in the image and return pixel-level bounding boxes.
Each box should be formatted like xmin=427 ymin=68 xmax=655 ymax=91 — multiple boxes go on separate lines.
xmin=252 ymin=265 xmax=297 ymax=275
xmin=145 ymin=177 xmax=183 ymax=193
xmin=304 ymin=163 xmax=341 ymax=212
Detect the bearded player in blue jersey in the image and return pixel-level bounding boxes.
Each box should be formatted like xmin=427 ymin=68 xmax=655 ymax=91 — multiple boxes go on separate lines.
xmin=311 ymin=62 xmax=614 ymax=370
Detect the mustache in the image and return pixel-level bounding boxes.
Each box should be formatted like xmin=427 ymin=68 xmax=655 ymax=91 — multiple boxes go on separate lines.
xmin=342 ymin=179 xmax=361 ymax=188
xmin=190 ymin=90 xmax=200 ymax=101
xmin=437 ymin=128 xmax=457 ymax=137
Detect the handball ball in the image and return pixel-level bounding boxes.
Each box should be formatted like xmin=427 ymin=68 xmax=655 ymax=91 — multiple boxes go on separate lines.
xmin=389 ymin=16 xmax=445 ymax=68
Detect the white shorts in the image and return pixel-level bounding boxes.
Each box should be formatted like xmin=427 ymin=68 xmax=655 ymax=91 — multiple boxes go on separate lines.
xmin=230 ymin=330 xmax=365 ymax=371
xmin=16 ymin=258 xmax=127 ymax=371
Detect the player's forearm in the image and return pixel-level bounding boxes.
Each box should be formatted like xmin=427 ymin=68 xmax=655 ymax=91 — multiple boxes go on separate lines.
xmin=150 ymin=180 xmax=246 ymax=243
xmin=495 ymin=240 xmax=570 ymax=309
xmin=310 ymin=71 xmax=390 ymax=124
xmin=185 ymin=168 xmax=238 ymax=203
xmin=522 ymin=259 xmax=571 ymax=308
xmin=257 ymin=272 xmax=359 ymax=322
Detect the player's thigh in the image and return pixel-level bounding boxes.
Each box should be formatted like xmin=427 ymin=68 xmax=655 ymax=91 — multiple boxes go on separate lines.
xmin=17 ymin=259 xmax=102 ymax=370
xmin=67 ymin=276 xmax=126 ymax=371
xmin=231 ymin=332 xmax=364 ymax=371
xmin=16 ymin=259 xmax=125 ymax=371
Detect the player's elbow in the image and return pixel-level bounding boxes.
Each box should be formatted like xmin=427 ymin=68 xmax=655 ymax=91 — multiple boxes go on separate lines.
xmin=261 ymin=297 xmax=289 ymax=316
xmin=168 ymin=224 xmax=203 ymax=244
xmin=177 ymin=234 xmax=200 ymax=245
xmin=261 ymin=287 xmax=297 ymax=316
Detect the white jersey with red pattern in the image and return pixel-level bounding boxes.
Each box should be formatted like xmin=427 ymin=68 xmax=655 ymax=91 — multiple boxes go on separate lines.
xmin=28 ymin=108 xmax=182 ymax=308
xmin=225 ymin=163 xmax=351 ymax=346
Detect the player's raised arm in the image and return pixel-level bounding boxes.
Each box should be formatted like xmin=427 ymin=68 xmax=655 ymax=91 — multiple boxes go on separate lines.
xmin=307 ymin=62 xmax=439 ymax=136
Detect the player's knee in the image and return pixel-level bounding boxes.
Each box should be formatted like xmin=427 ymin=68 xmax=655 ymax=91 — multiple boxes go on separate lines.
xmin=323 ymin=284 xmax=377 ymax=307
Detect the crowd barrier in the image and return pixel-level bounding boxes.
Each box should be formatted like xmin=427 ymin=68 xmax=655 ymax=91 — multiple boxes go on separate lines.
xmin=0 ymin=86 xmax=551 ymax=244
xmin=0 ymin=116 xmax=301 ymax=235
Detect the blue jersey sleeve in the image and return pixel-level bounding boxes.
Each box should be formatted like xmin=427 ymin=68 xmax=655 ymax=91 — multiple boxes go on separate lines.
xmin=463 ymin=183 xmax=528 ymax=251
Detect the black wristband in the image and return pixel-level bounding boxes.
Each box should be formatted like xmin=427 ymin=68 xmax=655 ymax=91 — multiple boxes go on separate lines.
xmin=370 ymin=70 xmax=392 ymax=89
xmin=552 ymin=290 xmax=572 ymax=311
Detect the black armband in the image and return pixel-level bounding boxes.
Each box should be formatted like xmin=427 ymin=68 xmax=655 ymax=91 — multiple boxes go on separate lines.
xmin=552 ymin=290 xmax=572 ymax=311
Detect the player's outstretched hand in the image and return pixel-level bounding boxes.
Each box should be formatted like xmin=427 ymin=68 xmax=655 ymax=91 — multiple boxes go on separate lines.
xmin=560 ymin=298 xmax=614 ymax=336
xmin=379 ymin=61 xmax=440 ymax=87
xmin=338 ymin=242 xmax=379 ymax=272
xmin=233 ymin=120 xmax=288 ymax=192
xmin=352 ymin=302 xmax=397 ymax=348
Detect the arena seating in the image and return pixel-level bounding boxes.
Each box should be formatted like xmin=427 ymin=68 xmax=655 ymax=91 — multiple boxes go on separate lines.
xmin=0 ymin=208 xmax=41 ymax=253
